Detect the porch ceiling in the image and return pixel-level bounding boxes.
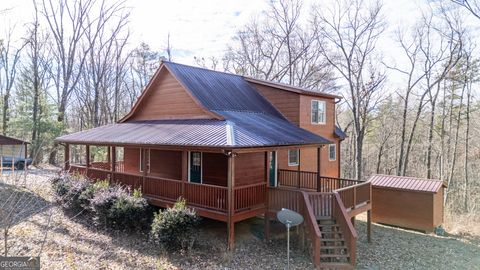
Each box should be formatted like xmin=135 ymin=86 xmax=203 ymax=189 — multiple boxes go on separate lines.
xmin=55 ymin=114 xmax=331 ymax=148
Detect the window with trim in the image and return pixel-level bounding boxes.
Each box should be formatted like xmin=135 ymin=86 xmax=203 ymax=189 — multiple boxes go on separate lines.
xmin=311 ymin=100 xmax=326 ymax=124
xmin=329 ymin=144 xmax=336 ymax=161
xmin=288 ymin=149 xmax=299 ymax=166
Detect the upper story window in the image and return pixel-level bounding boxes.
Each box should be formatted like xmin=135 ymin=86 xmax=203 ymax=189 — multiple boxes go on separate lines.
xmin=311 ymin=100 xmax=326 ymax=124
xmin=288 ymin=149 xmax=299 ymax=166
xmin=329 ymin=144 xmax=336 ymax=161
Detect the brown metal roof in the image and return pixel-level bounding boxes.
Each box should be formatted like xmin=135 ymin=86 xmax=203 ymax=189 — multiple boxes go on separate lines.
xmin=56 ymin=116 xmax=331 ymax=148
xmin=245 ymin=77 xmax=342 ymax=99
xmin=0 ymin=135 xmax=28 ymax=145
xmin=369 ymin=174 xmax=446 ymax=193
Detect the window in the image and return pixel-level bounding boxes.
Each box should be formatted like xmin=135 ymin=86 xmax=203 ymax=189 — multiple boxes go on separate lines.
xmin=288 ymin=149 xmax=299 ymax=166
xmin=189 ymin=152 xmax=202 ymax=183
xmin=329 ymin=144 xmax=336 ymax=161
xmin=311 ymin=100 xmax=326 ymax=124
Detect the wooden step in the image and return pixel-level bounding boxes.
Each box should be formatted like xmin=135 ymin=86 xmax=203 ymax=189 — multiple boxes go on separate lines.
xmin=319 ymin=262 xmax=354 ymax=270
xmin=321 ymin=231 xmax=343 ymax=236
xmin=321 ymin=253 xmax=350 ymax=258
xmin=321 ymin=238 xmax=345 ymax=242
xmin=318 ymin=222 xmax=339 ymax=226
xmin=320 ymin=245 xmax=348 ymax=250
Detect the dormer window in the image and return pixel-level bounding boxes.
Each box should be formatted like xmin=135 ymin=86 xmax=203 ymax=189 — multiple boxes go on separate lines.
xmin=311 ymin=100 xmax=326 ymax=124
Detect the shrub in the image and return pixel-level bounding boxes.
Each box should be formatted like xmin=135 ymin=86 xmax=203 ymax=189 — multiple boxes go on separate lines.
xmin=108 ymin=188 xmax=149 ymax=231
xmin=51 ymin=174 xmax=90 ymax=212
xmin=78 ymin=180 xmax=110 ymax=210
xmin=150 ymin=198 xmax=200 ymax=251
xmin=90 ymin=184 xmax=124 ymax=227
xmin=52 ymin=174 xmax=151 ymax=231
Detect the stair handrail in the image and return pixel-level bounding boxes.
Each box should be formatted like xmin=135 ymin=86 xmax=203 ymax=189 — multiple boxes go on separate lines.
xmin=332 ymin=191 xmax=358 ymax=266
xmin=300 ymin=191 xmax=322 ymax=267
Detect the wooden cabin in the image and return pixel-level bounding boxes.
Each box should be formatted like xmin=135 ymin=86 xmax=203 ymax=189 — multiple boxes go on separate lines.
xmin=370 ymin=174 xmax=446 ymax=233
xmin=56 ymin=61 xmax=371 ymax=269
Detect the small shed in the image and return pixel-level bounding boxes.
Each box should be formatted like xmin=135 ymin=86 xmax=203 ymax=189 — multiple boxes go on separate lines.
xmin=0 ymin=135 xmax=28 ymax=158
xmin=369 ymin=174 xmax=446 ymax=233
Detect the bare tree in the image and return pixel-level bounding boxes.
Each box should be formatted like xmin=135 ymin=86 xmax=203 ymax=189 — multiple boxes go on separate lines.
xmin=313 ymin=0 xmax=385 ymax=180
xmin=41 ymin=0 xmax=98 ymax=163
xmin=0 ymin=26 xmax=26 ymax=135
xmin=452 ymin=0 xmax=480 ymax=19
xmin=224 ymin=0 xmax=335 ymax=91
xmin=74 ymin=0 xmax=130 ymax=128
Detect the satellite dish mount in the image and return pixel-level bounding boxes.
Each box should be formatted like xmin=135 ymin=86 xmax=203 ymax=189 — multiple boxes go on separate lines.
xmin=277 ymin=208 xmax=304 ymax=270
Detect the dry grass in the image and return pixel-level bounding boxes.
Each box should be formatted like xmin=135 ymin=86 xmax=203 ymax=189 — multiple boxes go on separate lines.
xmin=1 ymin=169 xmax=479 ymax=269
xmin=356 ymin=213 xmax=480 ymax=270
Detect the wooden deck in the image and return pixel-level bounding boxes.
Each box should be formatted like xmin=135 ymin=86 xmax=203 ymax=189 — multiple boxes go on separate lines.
xmin=69 ymin=164 xmax=267 ymax=222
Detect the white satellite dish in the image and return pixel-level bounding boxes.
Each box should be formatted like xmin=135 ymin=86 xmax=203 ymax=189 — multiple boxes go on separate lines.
xmin=277 ymin=208 xmax=304 ymax=270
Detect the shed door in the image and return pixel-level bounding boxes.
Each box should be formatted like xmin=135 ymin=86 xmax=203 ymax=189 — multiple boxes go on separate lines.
xmin=189 ymin=152 xmax=202 ymax=183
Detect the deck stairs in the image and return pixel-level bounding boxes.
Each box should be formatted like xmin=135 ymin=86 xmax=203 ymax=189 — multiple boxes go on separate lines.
xmin=317 ymin=219 xmax=353 ymax=270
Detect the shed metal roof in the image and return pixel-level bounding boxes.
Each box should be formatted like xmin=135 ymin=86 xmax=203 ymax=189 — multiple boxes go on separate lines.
xmin=0 ymin=135 xmax=28 ymax=145
xmin=55 ymin=116 xmax=331 ymax=148
xmin=369 ymin=174 xmax=446 ymax=193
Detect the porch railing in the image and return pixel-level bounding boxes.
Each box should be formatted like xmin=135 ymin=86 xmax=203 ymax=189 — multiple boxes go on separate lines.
xmin=335 ymin=182 xmax=371 ymax=210
xmin=184 ymin=182 xmax=228 ymax=211
xmin=332 ymin=192 xmax=357 ymax=265
xmin=277 ymin=169 xmax=364 ymax=192
xmin=234 ymin=182 xmax=267 ymax=213
xmin=89 ymin=161 xmax=125 ymax=172
xmin=69 ymin=164 xmax=87 ymax=175
xmin=112 ymin=171 xmax=142 ymax=189
xmin=86 ymin=167 xmax=111 ymax=181
xmin=144 ymin=176 xmax=182 ymax=201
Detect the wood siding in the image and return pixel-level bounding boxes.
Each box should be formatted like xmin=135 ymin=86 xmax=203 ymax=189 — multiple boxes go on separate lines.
xmin=250 ymin=83 xmax=300 ymax=124
xmin=372 ymin=187 xmax=444 ymax=232
xmin=149 ymin=149 xmax=182 ymax=179
xmin=202 ymin=153 xmax=228 ymax=186
xmin=235 ymin=152 xmax=266 ymax=186
xmin=124 ymin=147 xmax=140 ymax=173
xmin=298 ymin=95 xmax=339 ymax=178
xmin=128 ymin=69 xmax=212 ymax=121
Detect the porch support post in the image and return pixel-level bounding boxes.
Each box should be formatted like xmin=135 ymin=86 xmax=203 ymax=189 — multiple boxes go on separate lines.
xmin=181 ymin=151 xmax=188 ymax=196
xmin=297 ymin=148 xmax=301 ymax=188
xmin=337 ymin=142 xmax=341 ymax=177
xmin=227 ymin=151 xmax=236 ymax=250
xmin=316 ymin=147 xmax=321 ymax=192
xmin=110 ymin=147 xmax=116 ymax=172
xmin=264 ymin=151 xmax=270 ymax=242
xmin=86 ymin=145 xmax=90 ymax=168
xmin=86 ymin=145 xmax=90 ymax=179
xmin=24 ymin=143 xmax=28 ymax=171
xmin=107 ymin=146 xmax=111 ymax=165
xmin=64 ymin=143 xmax=70 ymax=171
xmin=141 ymin=148 xmax=147 ymax=190
xmin=367 ymin=210 xmax=372 ymax=243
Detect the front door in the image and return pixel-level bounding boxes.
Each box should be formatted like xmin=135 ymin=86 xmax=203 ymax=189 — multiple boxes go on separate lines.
xmin=189 ymin=152 xmax=202 ymax=183
xmin=269 ymin=151 xmax=277 ymax=186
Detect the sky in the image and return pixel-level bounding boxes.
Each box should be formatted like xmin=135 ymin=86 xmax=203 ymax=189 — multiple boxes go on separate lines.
xmin=0 ymin=0 xmax=428 ymax=63
xmin=0 ymin=0 xmax=477 ymax=88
